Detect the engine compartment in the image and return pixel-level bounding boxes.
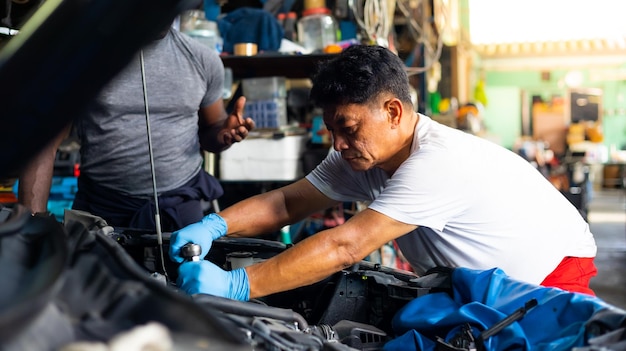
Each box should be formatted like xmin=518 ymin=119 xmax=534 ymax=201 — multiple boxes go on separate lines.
xmin=0 ymin=206 xmax=442 ymax=350
xmin=113 ymin=229 xmax=434 ymax=350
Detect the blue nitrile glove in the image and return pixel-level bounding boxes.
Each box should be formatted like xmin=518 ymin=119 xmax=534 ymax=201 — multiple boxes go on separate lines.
xmin=169 ymin=213 xmax=227 ymax=263
xmin=177 ymin=260 xmax=250 ymax=301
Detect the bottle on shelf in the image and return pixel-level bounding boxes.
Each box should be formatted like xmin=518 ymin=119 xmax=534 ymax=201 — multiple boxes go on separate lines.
xmin=283 ymin=11 xmax=297 ymax=42
xmin=296 ymin=0 xmax=339 ymax=54
xmin=276 ymin=12 xmax=286 ymax=27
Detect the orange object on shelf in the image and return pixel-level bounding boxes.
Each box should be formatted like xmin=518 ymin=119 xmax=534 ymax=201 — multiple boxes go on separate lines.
xmin=323 ymin=44 xmax=342 ymax=54
xmin=585 ymin=122 xmax=604 ymax=143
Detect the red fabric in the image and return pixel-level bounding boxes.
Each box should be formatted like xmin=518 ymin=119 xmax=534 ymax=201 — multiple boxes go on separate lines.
xmin=540 ymin=257 xmax=597 ymax=295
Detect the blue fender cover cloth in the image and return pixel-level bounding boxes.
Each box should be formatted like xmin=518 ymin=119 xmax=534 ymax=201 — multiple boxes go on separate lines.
xmin=217 ymin=7 xmax=284 ymax=54
xmin=384 ymin=267 xmax=626 ymax=351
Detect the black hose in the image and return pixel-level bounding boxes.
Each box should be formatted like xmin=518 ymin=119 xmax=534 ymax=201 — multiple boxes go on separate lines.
xmin=193 ymin=294 xmax=310 ymax=331
xmin=222 ymin=312 xmax=312 ymax=350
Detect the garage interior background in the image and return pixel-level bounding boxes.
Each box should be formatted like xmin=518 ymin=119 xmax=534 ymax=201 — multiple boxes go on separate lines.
xmin=0 ymin=0 xmax=625 ymax=306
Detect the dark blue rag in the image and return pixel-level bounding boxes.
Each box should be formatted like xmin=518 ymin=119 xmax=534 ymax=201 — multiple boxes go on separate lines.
xmin=218 ymin=7 xmax=284 ymax=54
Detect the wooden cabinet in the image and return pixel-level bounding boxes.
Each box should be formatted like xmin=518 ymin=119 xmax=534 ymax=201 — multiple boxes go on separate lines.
xmin=603 ymin=163 xmax=625 ymax=189
xmin=532 ymin=101 xmax=567 ymax=155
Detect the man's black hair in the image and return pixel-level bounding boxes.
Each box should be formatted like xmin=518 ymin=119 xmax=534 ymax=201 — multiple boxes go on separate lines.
xmin=310 ymin=45 xmax=413 ymax=109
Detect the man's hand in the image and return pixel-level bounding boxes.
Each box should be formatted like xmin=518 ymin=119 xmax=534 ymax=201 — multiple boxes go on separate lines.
xmin=219 ymin=96 xmax=255 ymax=146
xmin=177 ymin=260 xmax=250 ymax=301
xmin=169 ymin=213 xmax=227 ymax=263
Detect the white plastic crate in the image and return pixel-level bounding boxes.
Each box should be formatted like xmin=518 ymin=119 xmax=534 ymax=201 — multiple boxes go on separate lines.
xmin=219 ymin=135 xmax=308 ymax=181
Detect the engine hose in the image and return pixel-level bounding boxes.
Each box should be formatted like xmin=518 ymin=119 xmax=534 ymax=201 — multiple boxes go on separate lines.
xmin=312 ymin=324 xmax=336 ymax=341
xmin=193 ymin=294 xmax=310 ymax=332
xmin=224 ymin=313 xmax=314 ymax=351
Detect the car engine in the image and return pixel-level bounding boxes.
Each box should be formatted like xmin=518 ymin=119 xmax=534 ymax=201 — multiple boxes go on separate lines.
xmin=115 ymin=228 xmax=433 ymax=350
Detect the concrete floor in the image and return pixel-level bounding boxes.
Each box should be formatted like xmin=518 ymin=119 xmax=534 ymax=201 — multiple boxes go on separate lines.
xmin=587 ymin=188 xmax=626 ymax=310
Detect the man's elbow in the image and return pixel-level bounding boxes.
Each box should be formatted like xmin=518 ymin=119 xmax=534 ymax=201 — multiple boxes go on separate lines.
xmin=336 ymin=243 xmax=363 ymax=269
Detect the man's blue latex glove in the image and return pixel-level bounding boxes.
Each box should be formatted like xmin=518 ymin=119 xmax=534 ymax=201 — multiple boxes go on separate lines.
xmin=169 ymin=213 xmax=227 ymax=263
xmin=177 ymin=260 xmax=250 ymax=301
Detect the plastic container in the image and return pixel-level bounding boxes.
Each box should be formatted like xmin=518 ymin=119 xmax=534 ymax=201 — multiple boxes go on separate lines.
xmin=242 ymin=77 xmax=287 ymax=128
xmin=297 ymin=7 xmax=338 ymax=53
xmin=277 ymin=13 xmax=286 ymax=27
xmin=185 ymin=29 xmax=221 ymax=52
xmin=242 ymin=76 xmax=287 ymax=100
xmin=180 ymin=10 xmax=222 ymax=52
xmin=243 ymin=98 xmax=287 ymax=129
xmin=283 ymin=12 xmax=297 ymax=41
xmin=219 ymin=135 xmax=308 ymax=181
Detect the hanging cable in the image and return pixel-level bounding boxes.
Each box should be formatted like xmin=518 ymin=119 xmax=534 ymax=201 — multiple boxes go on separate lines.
xmin=351 ymin=0 xmax=393 ymax=46
xmin=351 ymin=0 xmax=444 ymax=75
xmin=139 ymin=50 xmax=168 ymax=280
xmin=396 ymin=0 xmax=444 ymax=76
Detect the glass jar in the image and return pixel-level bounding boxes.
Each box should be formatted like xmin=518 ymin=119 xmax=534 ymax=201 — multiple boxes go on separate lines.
xmin=296 ymin=8 xmax=338 ymax=54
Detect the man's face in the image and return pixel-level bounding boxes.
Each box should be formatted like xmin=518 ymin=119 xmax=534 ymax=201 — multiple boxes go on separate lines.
xmin=322 ymin=98 xmax=398 ymax=172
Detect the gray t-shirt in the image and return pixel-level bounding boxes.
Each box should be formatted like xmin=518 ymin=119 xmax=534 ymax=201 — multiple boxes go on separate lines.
xmin=75 ymin=28 xmax=224 ymax=197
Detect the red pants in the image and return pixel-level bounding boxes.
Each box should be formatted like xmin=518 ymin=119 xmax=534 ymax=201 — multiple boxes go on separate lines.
xmin=540 ymin=257 xmax=597 ymax=295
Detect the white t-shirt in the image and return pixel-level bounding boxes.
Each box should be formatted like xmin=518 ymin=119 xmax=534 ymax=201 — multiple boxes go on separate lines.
xmin=306 ymin=115 xmax=596 ymax=284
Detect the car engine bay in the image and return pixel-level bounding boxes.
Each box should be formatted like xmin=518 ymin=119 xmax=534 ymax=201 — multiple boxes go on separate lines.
xmin=0 ymin=206 xmax=437 ymax=351
xmin=114 ymin=223 xmax=434 ymax=351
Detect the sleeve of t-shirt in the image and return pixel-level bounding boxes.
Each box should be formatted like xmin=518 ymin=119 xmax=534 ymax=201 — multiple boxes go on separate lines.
xmin=188 ymin=41 xmax=224 ymax=108
xmin=305 ymin=150 xmax=388 ymax=203
xmin=201 ymin=49 xmax=224 ymax=108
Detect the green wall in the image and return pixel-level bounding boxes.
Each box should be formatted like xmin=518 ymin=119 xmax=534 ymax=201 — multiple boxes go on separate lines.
xmin=481 ymin=86 xmax=521 ymax=149
xmin=481 ymin=64 xmax=626 ymax=152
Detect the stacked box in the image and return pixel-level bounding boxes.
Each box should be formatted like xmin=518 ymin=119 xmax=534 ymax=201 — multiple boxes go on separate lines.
xmin=242 ymin=76 xmax=287 ymax=129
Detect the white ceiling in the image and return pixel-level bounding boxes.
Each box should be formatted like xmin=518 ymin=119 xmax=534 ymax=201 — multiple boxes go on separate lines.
xmin=468 ymin=0 xmax=626 ymax=58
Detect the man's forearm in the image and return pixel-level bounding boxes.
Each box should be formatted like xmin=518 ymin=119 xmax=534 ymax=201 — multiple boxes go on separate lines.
xmin=18 ymin=149 xmax=57 ymax=213
xmin=221 ymin=191 xmax=290 ymax=238
xmin=245 ymin=228 xmax=359 ymax=299
xmin=18 ymin=127 xmax=69 ymax=213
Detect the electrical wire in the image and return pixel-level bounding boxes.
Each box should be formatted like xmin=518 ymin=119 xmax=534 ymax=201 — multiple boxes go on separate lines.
xmin=395 ymin=0 xmax=444 ymax=76
xmin=364 ymin=0 xmax=389 ymax=46
xmin=351 ymin=0 xmax=444 ymax=75
xmin=351 ymin=0 xmax=392 ymax=46
xmin=139 ymin=50 xmax=169 ymax=280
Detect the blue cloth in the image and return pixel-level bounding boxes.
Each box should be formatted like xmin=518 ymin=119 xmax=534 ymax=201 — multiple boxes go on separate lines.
xmin=217 ymin=7 xmax=284 ymax=54
xmin=204 ymin=0 xmax=221 ymax=21
xmin=384 ymin=267 xmax=624 ymax=351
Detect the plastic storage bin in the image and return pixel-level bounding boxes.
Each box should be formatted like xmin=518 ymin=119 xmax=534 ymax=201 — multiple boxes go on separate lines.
xmin=219 ymin=135 xmax=308 ymax=181
xmin=242 ymin=77 xmax=288 ymax=129
xmin=243 ymin=98 xmax=287 ymax=129
xmin=242 ymin=76 xmax=287 ymax=100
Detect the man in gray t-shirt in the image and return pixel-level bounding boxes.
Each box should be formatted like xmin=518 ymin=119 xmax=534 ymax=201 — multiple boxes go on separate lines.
xmin=18 ymin=27 xmax=254 ymax=231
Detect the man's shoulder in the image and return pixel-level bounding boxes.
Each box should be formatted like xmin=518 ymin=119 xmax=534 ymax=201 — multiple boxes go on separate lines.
xmin=170 ymin=29 xmax=210 ymax=51
xmin=169 ymin=29 xmax=221 ymax=65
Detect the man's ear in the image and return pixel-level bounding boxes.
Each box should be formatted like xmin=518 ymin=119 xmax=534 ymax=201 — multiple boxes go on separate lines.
xmin=385 ymin=98 xmax=404 ymax=127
